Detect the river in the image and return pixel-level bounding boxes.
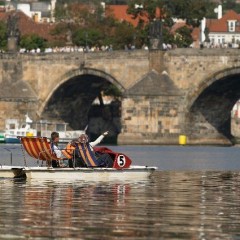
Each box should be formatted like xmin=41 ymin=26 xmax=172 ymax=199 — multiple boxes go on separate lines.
xmin=0 ymin=144 xmax=240 ymax=239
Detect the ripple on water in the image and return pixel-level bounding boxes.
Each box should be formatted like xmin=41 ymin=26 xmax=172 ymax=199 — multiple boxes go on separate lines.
xmin=0 ymin=171 xmax=240 ymax=239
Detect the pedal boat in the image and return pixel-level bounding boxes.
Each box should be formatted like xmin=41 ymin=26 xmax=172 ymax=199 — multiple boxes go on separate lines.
xmin=0 ymin=137 xmax=157 ymax=181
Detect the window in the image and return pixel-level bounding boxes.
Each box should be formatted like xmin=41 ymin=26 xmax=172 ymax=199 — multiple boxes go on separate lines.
xmin=228 ymin=20 xmax=236 ymax=32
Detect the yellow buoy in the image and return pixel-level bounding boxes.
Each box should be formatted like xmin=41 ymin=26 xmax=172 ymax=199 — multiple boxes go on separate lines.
xmin=26 ymin=132 xmax=33 ymax=137
xmin=179 ymin=135 xmax=187 ymax=145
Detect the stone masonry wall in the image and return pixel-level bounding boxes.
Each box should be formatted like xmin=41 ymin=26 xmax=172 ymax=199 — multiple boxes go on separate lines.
xmin=0 ymin=50 xmax=239 ymax=144
xmin=0 ymin=101 xmax=37 ymax=130
xmin=118 ymin=95 xmax=183 ymax=145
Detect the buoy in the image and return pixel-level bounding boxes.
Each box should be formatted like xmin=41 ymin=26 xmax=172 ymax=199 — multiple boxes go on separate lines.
xmin=179 ymin=135 xmax=187 ymax=145
xmin=26 ymin=132 xmax=33 ymax=137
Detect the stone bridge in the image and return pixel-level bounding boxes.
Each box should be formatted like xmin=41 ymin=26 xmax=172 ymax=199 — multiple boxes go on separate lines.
xmin=1 ymin=49 xmax=240 ymax=145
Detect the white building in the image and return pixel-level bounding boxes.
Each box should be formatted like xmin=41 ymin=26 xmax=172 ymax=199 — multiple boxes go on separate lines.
xmin=4 ymin=0 xmax=56 ymax=23
xmin=201 ymin=5 xmax=240 ymax=47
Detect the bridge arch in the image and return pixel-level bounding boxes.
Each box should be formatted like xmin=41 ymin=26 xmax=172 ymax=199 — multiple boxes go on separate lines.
xmin=37 ymin=68 xmax=125 ymax=139
xmin=38 ymin=68 xmax=125 ymax=117
xmin=186 ymin=67 xmax=240 ymax=110
xmin=185 ymin=67 xmax=240 ymax=143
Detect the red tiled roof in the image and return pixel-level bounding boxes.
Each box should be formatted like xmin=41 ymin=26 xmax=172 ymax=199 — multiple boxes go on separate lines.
xmin=106 ymin=5 xmax=148 ymax=27
xmin=106 ymin=5 xmax=169 ymax=27
xmin=0 ymin=10 xmax=56 ymax=41
xmin=106 ymin=5 xmax=162 ymax=27
xmin=206 ymin=10 xmax=240 ymax=32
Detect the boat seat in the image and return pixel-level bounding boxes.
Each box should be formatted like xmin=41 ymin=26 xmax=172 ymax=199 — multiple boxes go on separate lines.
xmin=77 ymin=144 xmax=132 ymax=169
xmin=18 ymin=136 xmax=73 ymax=167
xmin=18 ymin=137 xmax=132 ymax=169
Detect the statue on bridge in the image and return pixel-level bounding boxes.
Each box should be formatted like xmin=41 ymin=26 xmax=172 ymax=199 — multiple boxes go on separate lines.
xmin=7 ymin=13 xmax=20 ymax=52
xmin=149 ymin=19 xmax=163 ymax=50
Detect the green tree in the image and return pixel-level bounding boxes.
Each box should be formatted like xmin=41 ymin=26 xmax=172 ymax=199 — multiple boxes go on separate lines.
xmin=222 ymin=0 xmax=236 ymax=10
xmin=127 ymin=0 xmax=215 ymax=48
xmin=55 ymin=0 xmax=104 ymax=23
xmin=173 ymin=26 xmax=193 ymax=48
xmin=72 ymin=28 xmax=104 ymax=47
xmin=53 ymin=0 xmax=139 ymax=50
xmin=54 ymin=1 xmax=107 ymax=46
xmin=128 ymin=0 xmax=214 ymax=28
xmin=20 ymin=34 xmax=47 ymax=51
xmin=221 ymin=0 xmax=240 ymax=13
xmin=111 ymin=21 xmax=136 ymax=49
xmin=170 ymin=0 xmax=215 ymax=27
xmin=103 ymin=85 xmax=122 ymax=98
xmin=0 ymin=20 xmax=7 ymax=50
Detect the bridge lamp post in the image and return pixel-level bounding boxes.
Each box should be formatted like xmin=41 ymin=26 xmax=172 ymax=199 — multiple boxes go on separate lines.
xmin=85 ymin=32 xmax=88 ymax=51
xmin=133 ymin=33 xmax=136 ymax=49
xmin=160 ymin=19 xmax=163 ymax=50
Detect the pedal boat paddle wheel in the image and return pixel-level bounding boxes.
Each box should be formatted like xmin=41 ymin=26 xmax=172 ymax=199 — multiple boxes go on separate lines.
xmin=0 ymin=137 xmax=157 ymax=181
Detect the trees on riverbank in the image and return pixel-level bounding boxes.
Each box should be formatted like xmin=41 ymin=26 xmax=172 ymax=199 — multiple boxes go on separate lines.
xmin=52 ymin=0 xmax=217 ymax=49
xmin=2 ymin=0 xmax=240 ymax=51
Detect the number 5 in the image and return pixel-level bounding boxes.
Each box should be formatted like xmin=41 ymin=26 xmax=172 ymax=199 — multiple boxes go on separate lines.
xmin=117 ymin=155 xmax=126 ymax=167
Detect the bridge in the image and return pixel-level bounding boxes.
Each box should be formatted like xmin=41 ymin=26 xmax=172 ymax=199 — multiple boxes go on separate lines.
xmin=0 ymin=48 xmax=240 ymax=145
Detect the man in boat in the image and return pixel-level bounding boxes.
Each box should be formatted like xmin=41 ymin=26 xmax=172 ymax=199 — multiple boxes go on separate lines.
xmin=73 ymin=131 xmax=113 ymax=168
xmin=51 ymin=131 xmax=86 ymax=168
xmin=50 ymin=131 xmax=66 ymax=167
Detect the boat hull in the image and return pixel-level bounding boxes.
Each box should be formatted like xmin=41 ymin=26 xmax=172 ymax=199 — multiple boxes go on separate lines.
xmin=0 ymin=166 xmax=157 ymax=181
xmin=0 ymin=166 xmax=24 ymax=178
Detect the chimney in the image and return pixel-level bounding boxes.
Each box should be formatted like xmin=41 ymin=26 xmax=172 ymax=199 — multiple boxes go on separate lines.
xmin=200 ymin=17 xmax=206 ymax=42
xmin=218 ymin=5 xmax=222 ymax=19
xmin=50 ymin=0 xmax=56 ymax=22
xmin=101 ymin=2 xmax=105 ymax=10
xmin=214 ymin=4 xmax=222 ymax=19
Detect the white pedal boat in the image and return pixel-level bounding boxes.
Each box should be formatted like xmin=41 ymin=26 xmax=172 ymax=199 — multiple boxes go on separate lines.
xmin=0 ymin=136 xmax=157 ymax=181
xmin=0 ymin=165 xmax=157 ymax=181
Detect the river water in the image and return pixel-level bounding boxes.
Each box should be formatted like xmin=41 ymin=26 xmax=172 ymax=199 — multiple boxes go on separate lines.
xmin=1 ymin=144 xmax=240 ymax=239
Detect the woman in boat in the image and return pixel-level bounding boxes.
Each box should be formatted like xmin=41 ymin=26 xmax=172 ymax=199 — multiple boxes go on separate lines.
xmin=75 ymin=132 xmax=113 ymax=168
xmin=67 ymin=141 xmax=87 ymax=168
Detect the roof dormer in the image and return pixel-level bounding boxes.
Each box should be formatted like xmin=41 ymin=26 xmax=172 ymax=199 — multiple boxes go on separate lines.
xmin=228 ymin=20 xmax=237 ymax=32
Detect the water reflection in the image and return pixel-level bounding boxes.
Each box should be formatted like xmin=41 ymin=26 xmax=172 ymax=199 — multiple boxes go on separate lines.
xmin=0 ymin=178 xmax=138 ymax=239
xmin=0 ymin=172 xmax=240 ymax=239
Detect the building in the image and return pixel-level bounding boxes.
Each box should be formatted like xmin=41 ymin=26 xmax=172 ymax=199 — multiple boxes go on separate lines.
xmin=201 ymin=5 xmax=240 ymax=47
xmin=2 ymin=0 xmax=56 ymax=23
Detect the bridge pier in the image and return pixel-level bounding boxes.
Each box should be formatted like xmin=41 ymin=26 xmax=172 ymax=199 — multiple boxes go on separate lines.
xmin=117 ymin=64 xmax=235 ymax=146
xmin=118 ymin=69 xmax=185 ymax=145
xmin=118 ymin=92 xmax=233 ymax=145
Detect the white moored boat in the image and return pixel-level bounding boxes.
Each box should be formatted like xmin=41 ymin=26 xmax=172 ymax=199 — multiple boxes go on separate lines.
xmin=3 ymin=115 xmax=86 ymax=144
